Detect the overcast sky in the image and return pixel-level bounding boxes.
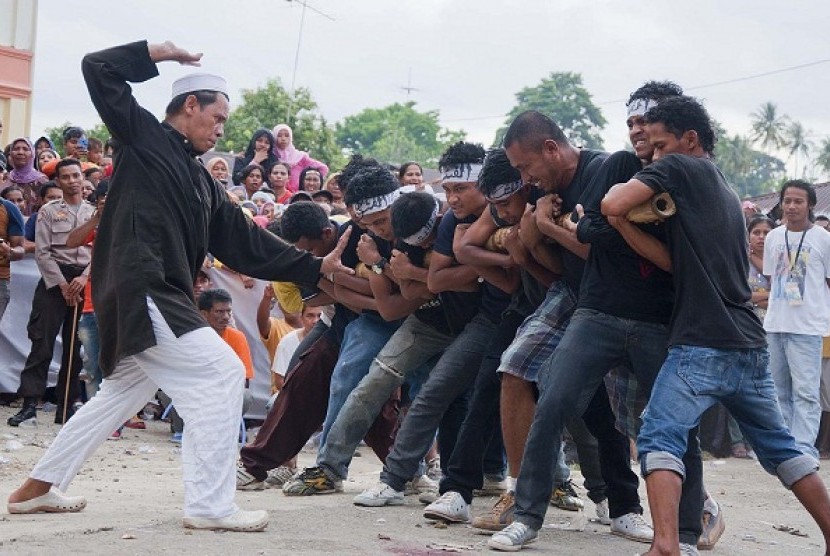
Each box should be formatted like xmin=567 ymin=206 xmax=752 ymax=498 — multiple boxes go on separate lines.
xmin=30 ymin=0 xmax=830 ymax=175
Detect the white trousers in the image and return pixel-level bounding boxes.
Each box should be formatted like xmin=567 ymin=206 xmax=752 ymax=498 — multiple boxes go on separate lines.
xmin=31 ymin=299 xmax=245 ymax=518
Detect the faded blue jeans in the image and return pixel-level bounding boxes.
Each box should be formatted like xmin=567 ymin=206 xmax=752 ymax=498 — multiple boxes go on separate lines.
xmin=319 ymin=313 xmax=454 ymax=479
xmin=513 ymin=309 xmax=698 ymax=538
xmin=318 ymin=313 xmax=401 ymax=450
xmin=77 ymin=313 xmax=102 ymax=395
xmin=639 ymin=345 xmax=818 ymax=488
xmin=380 ymin=313 xmax=496 ymax=491
xmin=768 ymin=332 xmax=824 ymax=459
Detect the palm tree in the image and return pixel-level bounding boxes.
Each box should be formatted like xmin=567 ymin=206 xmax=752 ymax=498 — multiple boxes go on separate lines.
xmin=750 ymin=102 xmax=788 ymax=153
xmin=786 ymin=121 xmax=813 ymax=177
xmin=715 ymin=134 xmax=755 ymax=196
xmin=816 ymin=138 xmax=830 ymax=178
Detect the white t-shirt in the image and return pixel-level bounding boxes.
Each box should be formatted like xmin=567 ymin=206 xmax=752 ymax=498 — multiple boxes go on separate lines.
xmin=271 ymin=329 xmax=303 ymax=377
xmin=763 ymin=225 xmax=830 ymax=335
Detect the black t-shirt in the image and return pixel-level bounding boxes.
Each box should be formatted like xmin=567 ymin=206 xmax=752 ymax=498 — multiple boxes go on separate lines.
xmin=634 ymin=154 xmax=765 ymax=348
xmin=434 ymin=211 xmax=508 ymax=324
xmin=491 ymin=190 xmax=548 ymax=318
xmin=364 ymin=230 xmax=394 ymax=320
xmin=325 ymin=221 xmax=364 ymax=345
xmin=576 ymin=151 xmax=674 ymax=324
xmin=559 ymin=149 xmax=607 ymax=295
xmin=393 ymin=239 xmax=472 ymax=336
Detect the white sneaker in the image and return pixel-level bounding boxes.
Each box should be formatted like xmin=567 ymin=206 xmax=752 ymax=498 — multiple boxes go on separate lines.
xmin=405 ymin=474 xmax=438 ymax=494
xmin=418 ymin=490 xmax=440 ymax=505
xmin=353 ymin=482 xmax=405 ymax=507
xmin=488 ymin=521 xmax=538 ymax=552
xmin=423 ymin=491 xmax=471 ymax=523
xmin=594 ymin=498 xmax=612 ymax=525
xmin=235 ymin=467 xmax=265 ymax=491
xmin=610 ymin=512 xmax=654 ymax=543
xmin=680 ymin=542 xmax=700 ymax=555
xmin=183 ymin=509 xmax=268 ymax=532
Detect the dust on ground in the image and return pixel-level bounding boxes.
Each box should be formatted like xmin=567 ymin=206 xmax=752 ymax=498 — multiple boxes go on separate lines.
xmin=0 ymin=406 xmax=826 ymax=555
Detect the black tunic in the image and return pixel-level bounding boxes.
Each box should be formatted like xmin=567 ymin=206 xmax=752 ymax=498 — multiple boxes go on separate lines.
xmin=82 ymin=41 xmax=322 ymax=375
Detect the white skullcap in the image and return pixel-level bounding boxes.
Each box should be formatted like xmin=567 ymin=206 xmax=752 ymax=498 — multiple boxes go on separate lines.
xmin=171 ymin=73 xmax=228 ymax=99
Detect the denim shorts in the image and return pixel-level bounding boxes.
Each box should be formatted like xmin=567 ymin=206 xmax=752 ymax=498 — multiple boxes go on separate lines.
xmin=638 ymin=345 xmax=818 ymax=488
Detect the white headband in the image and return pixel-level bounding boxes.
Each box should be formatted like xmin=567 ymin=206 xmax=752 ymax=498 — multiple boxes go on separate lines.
xmin=352 ymin=190 xmax=400 ymax=219
xmin=626 ymin=98 xmax=659 ymax=119
xmin=442 ymin=163 xmax=483 ymax=184
xmin=484 ymin=179 xmax=524 ymax=203
xmin=402 ymin=198 xmax=440 ymax=246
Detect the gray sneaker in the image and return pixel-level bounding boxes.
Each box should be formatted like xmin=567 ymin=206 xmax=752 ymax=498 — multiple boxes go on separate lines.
xmin=264 ymin=466 xmax=297 ymax=488
xmin=235 ymin=467 xmax=265 ymax=491
xmin=488 ymin=521 xmax=538 ymax=552
xmin=474 ymin=475 xmax=508 ymax=496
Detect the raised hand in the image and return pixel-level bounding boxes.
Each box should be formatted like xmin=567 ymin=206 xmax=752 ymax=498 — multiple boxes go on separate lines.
xmin=148 ymin=41 xmax=203 ymax=66
xmin=320 ymin=226 xmax=355 ymax=276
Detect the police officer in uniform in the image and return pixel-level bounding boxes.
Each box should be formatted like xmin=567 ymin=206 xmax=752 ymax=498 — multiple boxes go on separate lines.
xmin=8 ymin=158 xmax=95 ymax=426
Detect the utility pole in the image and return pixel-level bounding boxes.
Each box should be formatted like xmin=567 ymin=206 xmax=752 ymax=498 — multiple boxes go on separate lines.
xmin=391 ymin=68 xmax=420 ymax=163
xmin=284 ymin=0 xmax=335 ymax=122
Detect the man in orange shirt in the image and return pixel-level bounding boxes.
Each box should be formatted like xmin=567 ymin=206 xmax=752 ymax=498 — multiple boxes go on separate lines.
xmin=161 ymin=286 xmax=256 ymax=443
xmin=199 ymin=288 xmax=254 ymax=406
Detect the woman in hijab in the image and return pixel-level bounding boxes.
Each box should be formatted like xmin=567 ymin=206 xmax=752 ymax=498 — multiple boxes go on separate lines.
xmin=6 ymin=138 xmax=47 ymax=216
xmin=33 ymin=136 xmax=56 ymax=157
xmin=271 ymin=124 xmax=329 ymax=193
xmin=232 ymin=128 xmax=279 ymax=186
xmin=206 ymin=157 xmax=230 ymax=188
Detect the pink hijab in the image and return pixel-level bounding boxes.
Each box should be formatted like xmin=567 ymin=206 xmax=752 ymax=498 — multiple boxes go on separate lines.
xmin=272 ymin=124 xmax=305 ymax=166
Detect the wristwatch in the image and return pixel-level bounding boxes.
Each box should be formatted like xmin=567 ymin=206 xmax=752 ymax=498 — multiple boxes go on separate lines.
xmin=370 ymin=257 xmax=388 ymax=275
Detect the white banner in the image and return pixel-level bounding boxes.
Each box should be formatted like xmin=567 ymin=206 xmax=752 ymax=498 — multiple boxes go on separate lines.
xmin=0 ymin=258 xmax=274 ymax=420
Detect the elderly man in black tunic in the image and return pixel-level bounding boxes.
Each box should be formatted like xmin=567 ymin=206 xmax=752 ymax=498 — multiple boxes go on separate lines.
xmin=6 ymin=40 xmax=351 ymax=532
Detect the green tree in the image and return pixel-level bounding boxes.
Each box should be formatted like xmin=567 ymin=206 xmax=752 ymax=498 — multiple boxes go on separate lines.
xmin=335 ymin=102 xmax=464 ymax=166
xmin=816 ymin=137 xmax=830 ymax=178
xmin=217 ymin=79 xmax=343 ymax=168
xmin=495 ymin=72 xmax=606 ymax=149
xmin=43 ymin=122 xmax=111 ymax=156
xmin=715 ymin=133 xmax=786 ymax=197
xmin=785 ymin=121 xmax=813 ymax=178
xmin=749 ymin=102 xmax=788 ymax=152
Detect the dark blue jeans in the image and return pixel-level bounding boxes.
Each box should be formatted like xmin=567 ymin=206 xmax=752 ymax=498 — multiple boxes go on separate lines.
xmin=440 ymin=311 xmax=523 ymax=502
xmin=380 ymin=313 xmax=496 ymax=491
xmin=514 ymin=308 xmax=703 ymax=545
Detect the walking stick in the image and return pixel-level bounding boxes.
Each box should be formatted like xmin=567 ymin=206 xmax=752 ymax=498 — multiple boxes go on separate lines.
xmin=62 ymin=302 xmax=81 ymax=425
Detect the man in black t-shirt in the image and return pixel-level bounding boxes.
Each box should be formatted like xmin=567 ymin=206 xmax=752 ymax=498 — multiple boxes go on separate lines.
xmin=237 ymin=200 xmax=396 ymax=489
xmin=283 ymin=188 xmax=484 ymax=496
xmin=489 ymin=112 xmax=652 ymax=551
xmin=602 ymin=96 xmax=830 ymax=556
xmin=426 ymin=148 xmax=609 ymax=528
xmin=351 ymin=142 xmax=513 ymax=507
